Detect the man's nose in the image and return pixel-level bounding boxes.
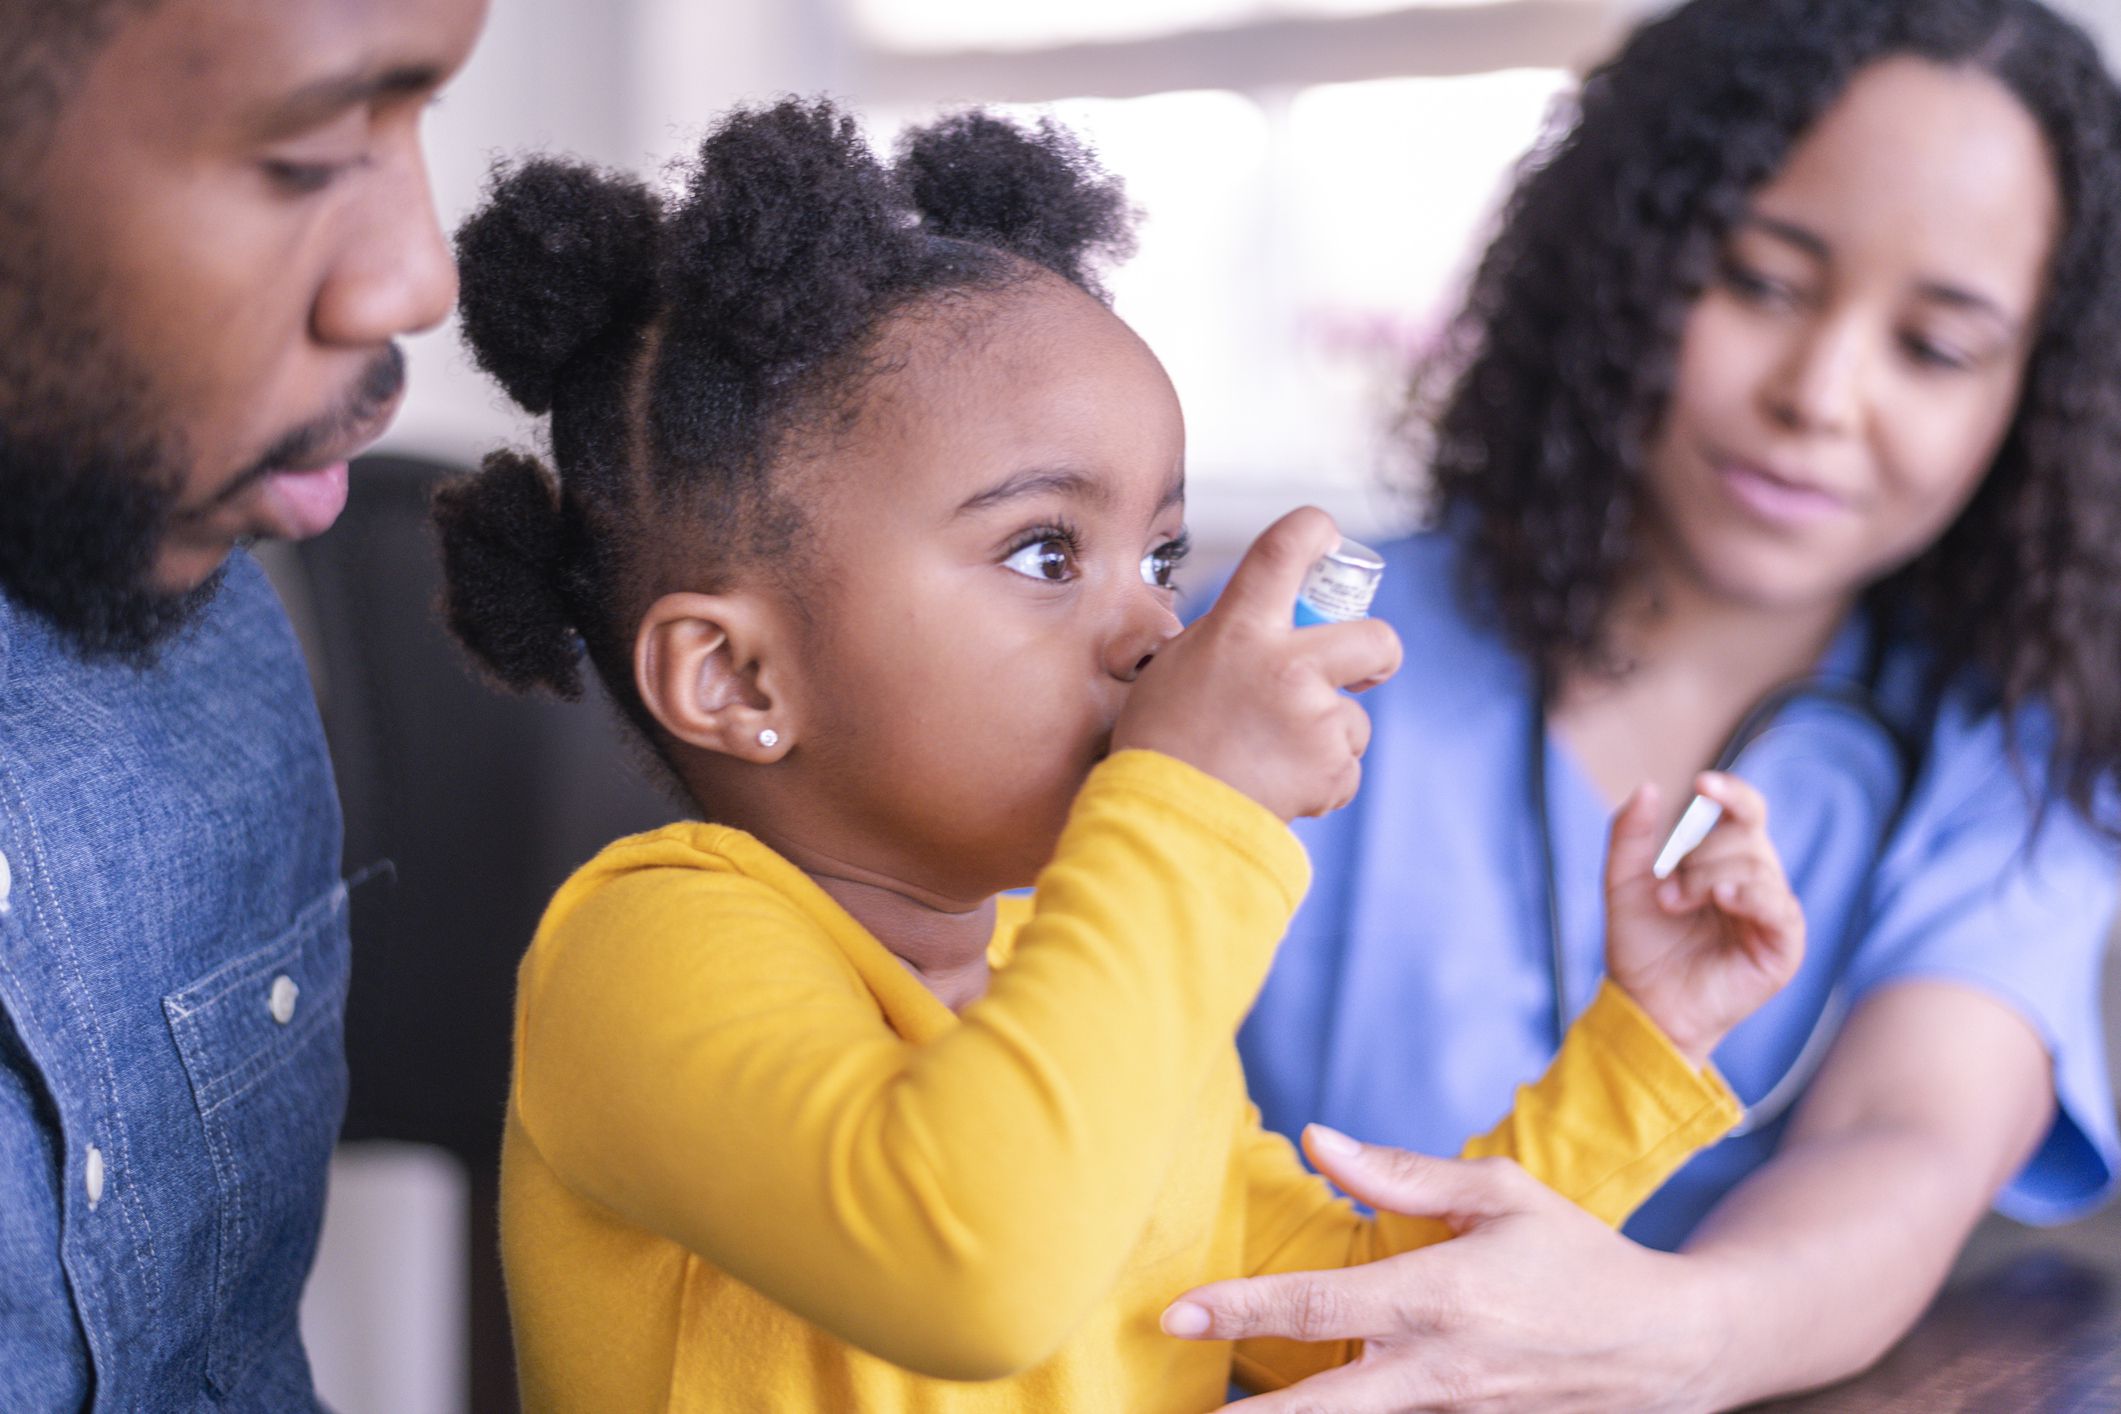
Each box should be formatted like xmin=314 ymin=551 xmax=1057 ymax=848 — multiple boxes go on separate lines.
xmin=312 ymin=145 xmax=459 ymax=348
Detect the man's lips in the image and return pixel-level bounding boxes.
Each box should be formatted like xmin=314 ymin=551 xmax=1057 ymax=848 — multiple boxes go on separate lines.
xmin=254 ymin=462 xmax=352 ymax=541
xmin=181 ymin=386 xmax=403 ymax=542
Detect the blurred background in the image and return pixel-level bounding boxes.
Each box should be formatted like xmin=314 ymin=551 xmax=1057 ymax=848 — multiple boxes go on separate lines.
xmin=273 ymin=1 xmax=2121 ymax=1409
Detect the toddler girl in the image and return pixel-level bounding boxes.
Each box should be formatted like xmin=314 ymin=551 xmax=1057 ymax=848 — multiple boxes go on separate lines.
xmin=435 ymin=99 xmax=1803 ymax=1411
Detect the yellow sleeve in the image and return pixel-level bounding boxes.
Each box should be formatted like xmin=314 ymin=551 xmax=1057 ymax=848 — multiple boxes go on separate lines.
xmin=1232 ymin=980 xmax=1741 ymax=1391
xmin=513 ymin=750 xmax=1309 ymax=1382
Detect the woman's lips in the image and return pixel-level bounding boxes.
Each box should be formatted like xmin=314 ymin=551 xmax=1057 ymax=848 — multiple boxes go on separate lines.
xmin=1715 ymin=461 xmax=1852 ymax=526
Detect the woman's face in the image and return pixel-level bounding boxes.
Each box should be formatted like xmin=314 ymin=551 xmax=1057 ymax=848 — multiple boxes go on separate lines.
xmin=1643 ymin=56 xmax=2062 ymax=615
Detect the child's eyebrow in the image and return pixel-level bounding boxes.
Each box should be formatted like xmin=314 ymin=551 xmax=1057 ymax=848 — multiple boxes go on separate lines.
xmin=953 ymin=467 xmax=1107 ymax=517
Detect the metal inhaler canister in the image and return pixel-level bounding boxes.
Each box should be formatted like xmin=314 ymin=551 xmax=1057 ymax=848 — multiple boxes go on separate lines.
xmin=1294 ymin=539 xmax=1386 ymax=626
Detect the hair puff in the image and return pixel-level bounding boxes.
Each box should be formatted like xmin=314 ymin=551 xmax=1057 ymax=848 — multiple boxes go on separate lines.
xmin=453 ymin=158 xmax=663 ymax=415
xmin=432 ymin=450 xmax=587 ymax=698
xmin=899 ymin=111 xmax=1136 ymax=298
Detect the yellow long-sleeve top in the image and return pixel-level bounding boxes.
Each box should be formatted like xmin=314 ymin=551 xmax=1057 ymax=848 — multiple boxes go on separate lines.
xmin=504 ymin=751 xmax=1739 ymax=1412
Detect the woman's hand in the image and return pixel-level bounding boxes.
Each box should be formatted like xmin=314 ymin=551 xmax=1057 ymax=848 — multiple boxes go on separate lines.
xmin=1164 ymin=1132 xmax=1731 ymax=1413
xmin=1603 ymin=773 xmax=1805 ymax=1067
xmin=1113 ymin=507 xmax=1401 ymax=821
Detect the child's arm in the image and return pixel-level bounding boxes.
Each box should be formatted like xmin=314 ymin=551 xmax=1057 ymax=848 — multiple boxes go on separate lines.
xmin=1226 ymin=977 xmax=1742 ymax=1389
xmin=1220 ymin=778 xmax=1802 ymax=1390
xmin=1602 ymin=771 xmax=1807 ymax=1068
xmin=516 ymin=509 xmax=1394 ymax=1382
xmin=513 ymin=750 xmax=1309 ymax=1383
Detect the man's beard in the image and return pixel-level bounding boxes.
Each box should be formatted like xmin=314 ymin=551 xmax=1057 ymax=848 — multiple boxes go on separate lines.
xmin=0 ymin=215 xmax=402 ymax=663
xmin=0 ymin=339 xmax=221 ymax=663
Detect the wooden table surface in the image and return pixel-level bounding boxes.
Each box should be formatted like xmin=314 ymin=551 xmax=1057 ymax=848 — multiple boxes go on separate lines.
xmin=1760 ymin=1203 xmax=2121 ymax=1412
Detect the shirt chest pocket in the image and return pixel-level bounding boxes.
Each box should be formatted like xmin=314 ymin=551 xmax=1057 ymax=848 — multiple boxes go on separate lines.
xmin=163 ymin=884 xmax=351 ymax=1397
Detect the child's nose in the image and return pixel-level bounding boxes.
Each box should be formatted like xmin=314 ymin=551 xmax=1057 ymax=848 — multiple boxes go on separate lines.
xmin=1106 ymin=600 xmax=1183 ymax=682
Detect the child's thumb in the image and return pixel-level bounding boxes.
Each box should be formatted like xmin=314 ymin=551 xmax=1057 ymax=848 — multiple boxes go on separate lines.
xmin=1603 ymin=782 xmax=1663 ymax=895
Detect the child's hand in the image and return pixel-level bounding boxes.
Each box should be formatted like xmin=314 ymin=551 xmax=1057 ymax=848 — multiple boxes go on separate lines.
xmin=1602 ymin=773 xmax=1804 ymax=1068
xmin=1112 ymin=507 xmax=1401 ymax=822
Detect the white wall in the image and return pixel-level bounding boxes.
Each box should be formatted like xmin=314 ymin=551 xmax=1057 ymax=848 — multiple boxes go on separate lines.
xmin=379 ymin=0 xmax=2121 ymax=504
xmin=2061 ymin=0 xmax=2121 ymax=60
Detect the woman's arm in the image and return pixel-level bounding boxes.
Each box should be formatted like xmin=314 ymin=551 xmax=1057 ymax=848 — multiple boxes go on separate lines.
xmin=1677 ymin=978 xmax=2052 ymax=1405
xmin=1167 ymin=979 xmax=2055 ymax=1412
xmin=1222 ymin=981 xmax=1740 ymax=1392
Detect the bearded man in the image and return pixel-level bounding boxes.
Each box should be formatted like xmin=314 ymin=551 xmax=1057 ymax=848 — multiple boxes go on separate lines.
xmin=0 ymin=0 xmax=485 ymax=1405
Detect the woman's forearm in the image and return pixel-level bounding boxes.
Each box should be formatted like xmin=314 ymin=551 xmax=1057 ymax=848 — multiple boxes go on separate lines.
xmin=1681 ymin=981 xmax=2055 ymax=1408
xmin=1680 ymin=1125 xmax=1996 ymax=1406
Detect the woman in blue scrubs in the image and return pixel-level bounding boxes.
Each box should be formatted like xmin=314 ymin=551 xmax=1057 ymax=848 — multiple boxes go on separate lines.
xmin=1172 ymin=0 xmax=2121 ymax=1407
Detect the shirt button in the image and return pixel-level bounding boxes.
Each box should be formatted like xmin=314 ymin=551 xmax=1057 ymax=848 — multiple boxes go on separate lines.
xmin=85 ymin=1145 xmax=104 ymax=1210
xmin=268 ymin=975 xmax=300 ymax=1025
xmin=0 ymin=846 xmax=12 ymax=914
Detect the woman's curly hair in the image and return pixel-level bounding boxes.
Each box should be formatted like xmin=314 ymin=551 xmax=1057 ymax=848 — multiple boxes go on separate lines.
xmin=432 ymin=99 xmax=1134 ymax=760
xmin=1422 ymin=0 xmax=2121 ymax=820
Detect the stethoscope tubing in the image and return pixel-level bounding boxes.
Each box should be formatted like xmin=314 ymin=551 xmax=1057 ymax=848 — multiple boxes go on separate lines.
xmin=1529 ymin=664 xmax=1925 ymax=1136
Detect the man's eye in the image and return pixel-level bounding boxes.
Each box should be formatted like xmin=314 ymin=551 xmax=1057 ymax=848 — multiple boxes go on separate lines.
xmin=1003 ymin=538 xmax=1076 ymax=582
xmin=261 ymin=158 xmax=355 ymax=195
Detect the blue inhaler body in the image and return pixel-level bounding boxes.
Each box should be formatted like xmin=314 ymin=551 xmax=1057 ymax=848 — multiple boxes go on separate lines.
xmin=1294 ymin=539 xmax=1386 ymax=626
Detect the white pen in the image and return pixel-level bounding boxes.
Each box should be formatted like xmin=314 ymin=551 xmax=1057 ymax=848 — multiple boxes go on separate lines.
xmin=1653 ymin=793 xmax=1725 ymax=880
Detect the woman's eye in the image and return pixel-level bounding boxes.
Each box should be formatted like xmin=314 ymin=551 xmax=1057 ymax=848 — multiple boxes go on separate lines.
xmin=1723 ymin=262 xmax=1801 ymax=310
xmin=1901 ymin=332 xmax=1975 ymax=372
xmin=1003 ymin=538 xmax=1076 ymax=583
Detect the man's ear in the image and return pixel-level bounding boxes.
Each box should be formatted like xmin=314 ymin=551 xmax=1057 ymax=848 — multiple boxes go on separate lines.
xmin=634 ymin=592 xmax=796 ymax=763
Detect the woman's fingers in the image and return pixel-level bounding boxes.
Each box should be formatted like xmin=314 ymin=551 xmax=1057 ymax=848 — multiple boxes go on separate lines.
xmin=1163 ymin=1258 xmax=1426 ymax=1345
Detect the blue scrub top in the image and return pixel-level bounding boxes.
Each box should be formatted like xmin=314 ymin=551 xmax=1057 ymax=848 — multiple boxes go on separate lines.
xmin=1237 ymin=530 xmax=2120 ymax=1249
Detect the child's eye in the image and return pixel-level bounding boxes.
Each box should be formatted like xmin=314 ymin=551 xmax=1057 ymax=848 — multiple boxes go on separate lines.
xmin=1002 ymin=536 xmax=1078 ymax=583
xmin=1140 ymin=531 xmax=1191 ymax=590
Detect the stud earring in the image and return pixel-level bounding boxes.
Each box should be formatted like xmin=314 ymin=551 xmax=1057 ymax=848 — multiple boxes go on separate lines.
xmin=757 ymin=728 xmax=780 ymax=749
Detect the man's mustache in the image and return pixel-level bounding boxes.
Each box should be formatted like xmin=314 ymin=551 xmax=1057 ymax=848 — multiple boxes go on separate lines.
xmin=200 ymin=344 xmax=407 ymax=512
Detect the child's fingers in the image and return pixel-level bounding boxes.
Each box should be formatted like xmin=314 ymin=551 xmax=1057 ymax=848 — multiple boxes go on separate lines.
xmin=1212 ymin=508 xmax=1342 ymax=628
xmin=1656 ymin=852 xmax=1775 ymax=914
xmin=1604 ymin=783 xmax=1664 ymax=893
xmin=1299 ymin=617 xmax=1404 ymax=694
xmin=1710 ymin=873 xmax=1799 ymax=928
xmin=1711 ymin=878 xmax=1806 ymax=967
xmin=1694 ymin=771 xmax=1769 ymax=832
xmin=1660 ymin=825 xmax=1786 ymax=882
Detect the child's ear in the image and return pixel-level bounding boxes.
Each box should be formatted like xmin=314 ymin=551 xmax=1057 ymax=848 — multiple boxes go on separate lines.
xmin=633 ymin=592 xmax=797 ymax=763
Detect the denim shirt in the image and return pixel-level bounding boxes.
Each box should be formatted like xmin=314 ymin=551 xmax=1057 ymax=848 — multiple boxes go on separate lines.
xmin=0 ymin=551 xmax=346 ymax=1411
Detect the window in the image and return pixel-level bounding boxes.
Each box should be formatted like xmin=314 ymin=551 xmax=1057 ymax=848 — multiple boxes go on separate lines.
xmin=628 ymin=0 xmax=1648 ymax=541
xmin=851 ymin=0 xmax=1532 ymax=54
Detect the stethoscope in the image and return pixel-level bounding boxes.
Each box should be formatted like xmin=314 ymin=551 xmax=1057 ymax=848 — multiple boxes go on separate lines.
xmin=1529 ymin=644 xmax=1929 ymax=1137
